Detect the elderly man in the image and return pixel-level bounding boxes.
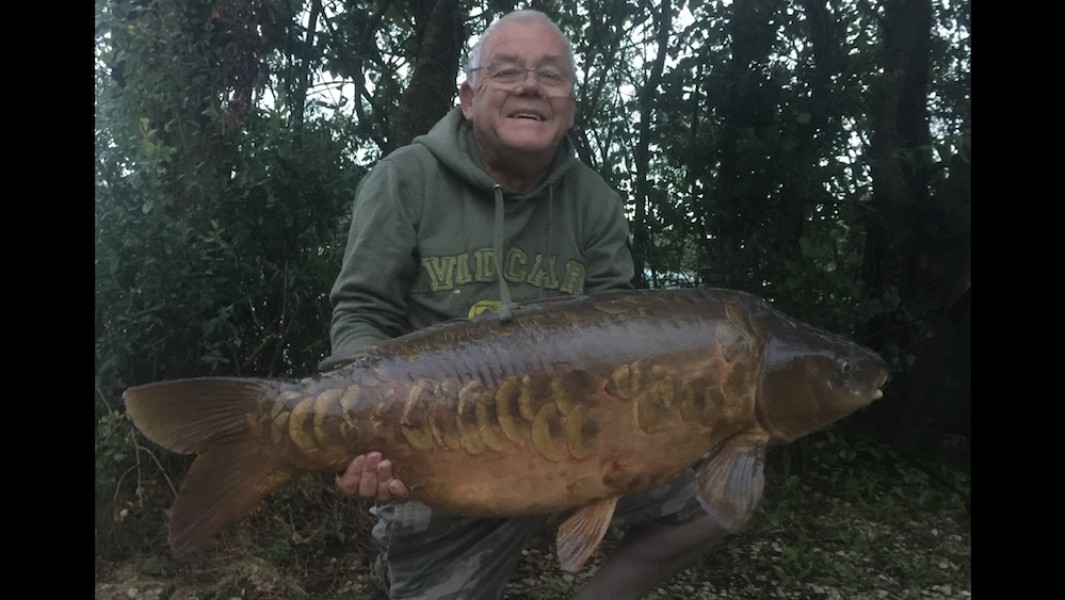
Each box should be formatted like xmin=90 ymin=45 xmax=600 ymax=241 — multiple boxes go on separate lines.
xmin=326 ymin=10 xmax=728 ymax=600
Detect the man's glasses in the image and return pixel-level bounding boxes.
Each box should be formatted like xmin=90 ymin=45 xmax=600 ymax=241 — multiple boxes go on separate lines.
xmin=469 ymin=63 xmax=573 ymax=92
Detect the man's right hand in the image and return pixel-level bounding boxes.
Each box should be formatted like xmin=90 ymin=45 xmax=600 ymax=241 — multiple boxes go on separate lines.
xmin=336 ymin=451 xmax=411 ymax=503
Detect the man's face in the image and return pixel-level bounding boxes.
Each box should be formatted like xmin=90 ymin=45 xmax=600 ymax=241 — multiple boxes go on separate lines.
xmin=460 ymin=19 xmax=576 ymax=164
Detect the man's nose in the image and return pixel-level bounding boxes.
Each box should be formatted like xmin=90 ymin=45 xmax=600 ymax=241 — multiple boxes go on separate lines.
xmin=513 ymin=72 xmax=543 ymax=95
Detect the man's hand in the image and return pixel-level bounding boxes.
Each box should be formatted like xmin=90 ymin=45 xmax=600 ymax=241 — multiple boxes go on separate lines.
xmin=336 ymin=451 xmax=411 ymax=503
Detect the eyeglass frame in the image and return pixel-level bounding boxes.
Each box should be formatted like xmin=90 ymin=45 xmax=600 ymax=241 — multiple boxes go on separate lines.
xmin=467 ymin=63 xmax=575 ymax=93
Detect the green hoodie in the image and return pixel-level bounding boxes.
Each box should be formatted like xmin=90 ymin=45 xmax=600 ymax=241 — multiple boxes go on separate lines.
xmin=326 ymin=107 xmax=634 ymax=364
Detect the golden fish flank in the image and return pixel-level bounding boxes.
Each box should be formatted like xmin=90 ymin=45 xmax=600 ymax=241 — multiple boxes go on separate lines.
xmin=455 ymin=380 xmax=486 ymax=455
xmin=467 ymin=381 xmax=508 ymax=453
xmin=122 ymin=287 xmax=889 ymax=573
xmin=495 ymin=376 xmax=528 ymax=444
xmin=259 ymin=362 xmax=633 ymax=464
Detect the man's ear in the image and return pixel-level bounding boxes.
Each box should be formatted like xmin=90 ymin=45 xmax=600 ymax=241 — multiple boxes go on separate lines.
xmin=459 ymin=82 xmax=475 ymax=120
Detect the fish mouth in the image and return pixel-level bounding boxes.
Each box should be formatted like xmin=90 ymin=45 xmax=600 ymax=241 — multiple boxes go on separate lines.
xmin=870 ymin=370 xmax=890 ymax=401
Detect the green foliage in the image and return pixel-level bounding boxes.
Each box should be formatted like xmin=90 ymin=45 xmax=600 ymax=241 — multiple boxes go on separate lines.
xmin=783 ymin=422 xmax=968 ymax=503
xmin=95 ymin=3 xmax=362 ymax=559
xmin=267 ymin=538 xmax=294 ymax=565
xmin=754 ymin=422 xmax=970 ymax=589
xmin=96 ymin=3 xmax=361 ymax=386
xmin=95 ymin=409 xmax=135 ymax=501
xmin=95 ymin=111 xmax=359 ymax=387
xmin=137 ymin=554 xmax=168 ymax=576
xmin=261 ymin=475 xmax=365 ymax=547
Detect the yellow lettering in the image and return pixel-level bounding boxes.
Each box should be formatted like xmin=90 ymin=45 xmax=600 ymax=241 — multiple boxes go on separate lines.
xmin=416 ymin=248 xmax=582 ymax=295
xmin=559 ymin=260 xmax=586 ymax=294
xmin=526 ymin=254 xmax=560 ymax=289
xmin=474 ymin=247 xmax=496 ymax=282
xmin=505 ymin=247 xmax=528 ymax=282
xmin=422 ymin=256 xmax=457 ymax=291
xmin=455 ymin=252 xmax=473 ymax=285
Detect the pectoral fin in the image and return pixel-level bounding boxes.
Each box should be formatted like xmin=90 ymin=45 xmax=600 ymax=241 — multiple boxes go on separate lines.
xmin=694 ymin=432 xmax=768 ymax=533
xmin=555 ymin=495 xmax=620 ymax=572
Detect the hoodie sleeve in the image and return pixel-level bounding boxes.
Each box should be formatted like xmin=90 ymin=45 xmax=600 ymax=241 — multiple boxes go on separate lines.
xmin=325 ymin=160 xmax=419 ymax=367
xmin=583 ymin=189 xmax=636 ymax=294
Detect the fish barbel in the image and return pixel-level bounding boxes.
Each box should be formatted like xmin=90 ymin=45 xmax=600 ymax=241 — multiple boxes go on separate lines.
xmin=123 ymin=287 xmax=888 ymax=571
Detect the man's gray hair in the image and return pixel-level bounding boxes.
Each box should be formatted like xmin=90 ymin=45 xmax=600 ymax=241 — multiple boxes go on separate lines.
xmin=464 ymin=10 xmax=577 ymax=87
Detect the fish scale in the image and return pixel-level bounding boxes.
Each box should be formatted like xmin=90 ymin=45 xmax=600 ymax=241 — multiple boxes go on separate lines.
xmin=123 ymin=287 xmax=889 ymax=572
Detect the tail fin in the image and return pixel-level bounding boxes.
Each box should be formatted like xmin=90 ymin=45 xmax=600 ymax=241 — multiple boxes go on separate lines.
xmin=123 ymin=378 xmax=294 ymax=556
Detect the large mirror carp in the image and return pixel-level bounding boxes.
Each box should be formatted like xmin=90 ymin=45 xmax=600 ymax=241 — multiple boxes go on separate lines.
xmin=124 ymin=287 xmax=888 ymax=571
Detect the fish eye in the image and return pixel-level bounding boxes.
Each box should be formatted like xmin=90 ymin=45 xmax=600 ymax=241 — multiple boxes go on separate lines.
xmin=838 ymin=359 xmax=852 ymax=374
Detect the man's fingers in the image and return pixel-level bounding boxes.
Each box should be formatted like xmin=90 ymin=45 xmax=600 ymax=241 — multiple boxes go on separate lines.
xmin=387 ymin=478 xmax=410 ymax=502
xmin=348 ymin=454 xmax=365 ymax=475
xmin=336 ymin=454 xmax=365 ymax=498
xmin=375 ymin=459 xmax=397 ymax=502
xmin=358 ymin=452 xmax=382 ymax=498
xmin=376 ymin=458 xmax=394 ymax=481
xmin=336 ymin=452 xmax=408 ymax=503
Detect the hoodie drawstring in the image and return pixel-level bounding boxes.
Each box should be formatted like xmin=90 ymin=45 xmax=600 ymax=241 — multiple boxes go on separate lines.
xmin=544 ymin=184 xmax=554 ymax=298
xmin=493 ymin=185 xmax=514 ymax=322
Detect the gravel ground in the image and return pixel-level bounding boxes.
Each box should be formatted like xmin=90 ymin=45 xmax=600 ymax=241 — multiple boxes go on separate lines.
xmin=95 ymin=491 xmax=970 ymax=599
xmin=96 ymin=427 xmax=970 ymax=599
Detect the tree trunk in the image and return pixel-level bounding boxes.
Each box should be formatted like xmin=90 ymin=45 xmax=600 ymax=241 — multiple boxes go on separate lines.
xmin=860 ymin=0 xmax=970 ymax=460
xmin=392 ymin=0 xmax=465 ymax=148
xmin=290 ymin=0 xmax=322 ymax=137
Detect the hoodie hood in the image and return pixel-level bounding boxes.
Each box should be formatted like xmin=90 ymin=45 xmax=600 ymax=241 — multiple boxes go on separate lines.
xmin=414 ymin=107 xmax=579 ymax=201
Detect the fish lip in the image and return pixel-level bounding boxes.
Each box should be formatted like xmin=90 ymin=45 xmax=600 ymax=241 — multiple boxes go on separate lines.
xmin=873 ymin=370 xmax=890 ymax=398
xmin=863 ymin=370 xmax=888 ymax=404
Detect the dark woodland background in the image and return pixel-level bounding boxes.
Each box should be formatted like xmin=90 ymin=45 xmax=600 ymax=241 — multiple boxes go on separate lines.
xmin=95 ymin=0 xmax=970 ymax=569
